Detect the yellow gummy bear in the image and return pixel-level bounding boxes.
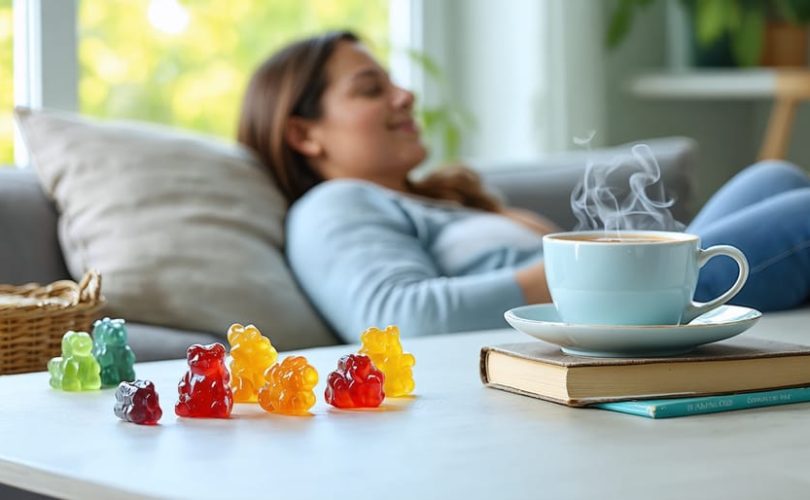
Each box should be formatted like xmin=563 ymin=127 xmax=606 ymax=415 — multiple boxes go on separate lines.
xmin=227 ymin=323 xmax=278 ymax=403
xmin=359 ymin=325 xmax=415 ymax=397
xmin=258 ymin=356 xmax=318 ymax=415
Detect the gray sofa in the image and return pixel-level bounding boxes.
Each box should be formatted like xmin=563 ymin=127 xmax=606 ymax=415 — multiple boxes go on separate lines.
xmin=1 ymin=137 xmax=702 ymax=361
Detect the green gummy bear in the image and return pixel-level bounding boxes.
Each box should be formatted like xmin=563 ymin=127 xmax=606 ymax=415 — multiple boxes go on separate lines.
xmin=48 ymin=331 xmax=102 ymax=391
xmin=92 ymin=317 xmax=136 ymax=387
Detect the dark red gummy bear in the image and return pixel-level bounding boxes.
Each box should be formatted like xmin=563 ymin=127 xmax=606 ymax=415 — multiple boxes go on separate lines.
xmin=175 ymin=343 xmax=233 ymax=418
xmin=325 ymin=354 xmax=385 ymax=408
xmin=114 ymin=379 xmax=163 ymax=425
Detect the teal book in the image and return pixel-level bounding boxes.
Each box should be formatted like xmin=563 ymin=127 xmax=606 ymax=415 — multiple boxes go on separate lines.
xmin=595 ymin=387 xmax=810 ymax=419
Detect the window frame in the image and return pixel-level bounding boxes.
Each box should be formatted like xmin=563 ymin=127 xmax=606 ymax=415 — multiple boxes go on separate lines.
xmin=12 ymin=0 xmax=414 ymax=166
xmin=13 ymin=0 xmax=77 ymax=165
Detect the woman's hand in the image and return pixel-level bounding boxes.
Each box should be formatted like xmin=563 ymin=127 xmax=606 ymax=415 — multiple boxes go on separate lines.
xmin=515 ymin=260 xmax=552 ymax=305
xmin=501 ymin=206 xmax=557 ymax=304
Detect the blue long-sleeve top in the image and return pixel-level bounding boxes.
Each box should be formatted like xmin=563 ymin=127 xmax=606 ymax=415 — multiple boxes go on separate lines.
xmin=286 ymin=179 xmax=544 ymax=342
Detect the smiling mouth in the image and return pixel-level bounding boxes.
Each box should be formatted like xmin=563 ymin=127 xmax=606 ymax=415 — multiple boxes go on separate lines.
xmin=390 ymin=119 xmax=419 ymax=134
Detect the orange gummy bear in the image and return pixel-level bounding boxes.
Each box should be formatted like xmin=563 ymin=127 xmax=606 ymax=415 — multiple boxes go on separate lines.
xmin=359 ymin=325 xmax=415 ymax=397
xmin=258 ymin=356 xmax=318 ymax=415
xmin=227 ymin=323 xmax=278 ymax=403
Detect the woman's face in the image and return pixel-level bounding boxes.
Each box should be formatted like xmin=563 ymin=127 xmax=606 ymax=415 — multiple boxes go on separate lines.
xmin=293 ymin=41 xmax=427 ymax=189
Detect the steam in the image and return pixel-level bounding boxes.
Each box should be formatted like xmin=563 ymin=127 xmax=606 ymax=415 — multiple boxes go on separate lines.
xmin=570 ymin=135 xmax=685 ymax=234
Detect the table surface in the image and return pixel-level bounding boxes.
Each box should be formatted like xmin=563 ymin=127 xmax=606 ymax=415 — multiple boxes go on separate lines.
xmin=2 ymin=312 xmax=810 ymax=500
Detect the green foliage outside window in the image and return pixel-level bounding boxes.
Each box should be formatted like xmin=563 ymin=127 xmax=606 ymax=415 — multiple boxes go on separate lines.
xmin=79 ymin=0 xmax=389 ymax=140
xmin=0 ymin=0 xmax=12 ymax=165
xmin=1 ymin=2 xmax=470 ymax=167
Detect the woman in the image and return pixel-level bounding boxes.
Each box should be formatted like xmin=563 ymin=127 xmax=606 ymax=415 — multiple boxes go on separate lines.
xmin=238 ymin=31 xmax=810 ymax=342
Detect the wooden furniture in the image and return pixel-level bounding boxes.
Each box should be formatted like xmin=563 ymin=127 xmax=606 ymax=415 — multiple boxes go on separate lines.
xmin=1 ymin=309 xmax=810 ymax=499
xmin=630 ymin=69 xmax=810 ymax=160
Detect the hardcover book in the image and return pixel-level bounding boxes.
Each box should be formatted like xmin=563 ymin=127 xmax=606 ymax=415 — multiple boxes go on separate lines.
xmin=480 ymin=337 xmax=810 ymax=407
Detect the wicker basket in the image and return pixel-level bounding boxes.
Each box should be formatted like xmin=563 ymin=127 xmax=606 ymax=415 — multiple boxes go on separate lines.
xmin=0 ymin=270 xmax=105 ymax=375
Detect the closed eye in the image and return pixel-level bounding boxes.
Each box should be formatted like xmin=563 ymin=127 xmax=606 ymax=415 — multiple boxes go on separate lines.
xmin=351 ymin=68 xmax=389 ymax=97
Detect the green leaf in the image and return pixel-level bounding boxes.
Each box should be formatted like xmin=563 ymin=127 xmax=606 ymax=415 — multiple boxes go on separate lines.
xmin=696 ymin=0 xmax=732 ymax=45
xmin=727 ymin=0 xmax=742 ymax=30
xmin=404 ymin=45 xmax=476 ymax=162
xmin=606 ymin=0 xmax=636 ymax=49
xmin=406 ymin=48 xmax=444 ymax=82
xmin=443 ymin=124 xmax=461 ymax=162
xmin=419 ymin=107 xmax=444 ymax=132
xmin=731 ymin=5 xmax=764 ymax=66
xmin=792 ymin=0 xmax=810 ymax=22
xmin=778 ymin=0 xmax=810 ymax=23
xmin=605 ymin=0 xmax=657 ymax=49
xmin=774 ymin=0 xmax=799 ymax=23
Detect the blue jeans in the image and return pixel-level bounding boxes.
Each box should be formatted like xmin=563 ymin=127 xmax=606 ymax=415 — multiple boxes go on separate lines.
xmin=689 ymin=160 xmax=810 ymax=311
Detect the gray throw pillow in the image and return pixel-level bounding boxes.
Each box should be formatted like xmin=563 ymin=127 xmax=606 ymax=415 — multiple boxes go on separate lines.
xmin=15 ymin=107 xmax=337 ymax=351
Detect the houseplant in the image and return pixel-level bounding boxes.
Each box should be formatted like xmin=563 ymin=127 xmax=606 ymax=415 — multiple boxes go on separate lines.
xmin=607 ymin=0 xmax=810 ymax=67
xmin=406 ymin=48 xmax=475 ymax=164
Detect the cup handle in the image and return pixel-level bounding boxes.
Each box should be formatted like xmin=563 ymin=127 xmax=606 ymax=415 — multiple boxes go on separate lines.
xmin=681 ymin=245 xmax=749 ymax=324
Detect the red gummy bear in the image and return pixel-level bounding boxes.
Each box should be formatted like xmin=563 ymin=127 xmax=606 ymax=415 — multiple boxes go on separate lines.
xmin=175 ymin=343 xmax=233 ymax=419
xmin=114 ymin=379 xmax=163 ymax=425
xmin=325 ymin=354 xmax=385 ymax=408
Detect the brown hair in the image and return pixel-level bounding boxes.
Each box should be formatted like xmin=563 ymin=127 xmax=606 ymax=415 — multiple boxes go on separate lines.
xmin=237 ymin=30 xmax=501 ymax=212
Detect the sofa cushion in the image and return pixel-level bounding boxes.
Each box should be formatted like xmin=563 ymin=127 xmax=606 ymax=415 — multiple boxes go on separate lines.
xmin=0 ymin=168 xmax=70 ymax=285
xmin=126 ymin=322 xmax=221 ymax=362
xmin=480 ymin=137 xmax=697 ymax=230
xmin=15 ymin=107 xmax=337 ymax=351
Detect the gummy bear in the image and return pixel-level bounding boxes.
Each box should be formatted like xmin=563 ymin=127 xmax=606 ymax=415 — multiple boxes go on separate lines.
xmin=258 ymin=356 xmax=318 ymax=415
xmin=92 ymin=317 xmax=136 ymax=387
xmin=114 ymin=379 xmax=163 ymax=425
xmin=175 ymin=343 xmax=233 ymax=419
xmin=48 ymin=331 xmax=102 ymax=391
xmin=359 ymin=325 xmax=416 ymax=397
xmin=227 ymin=323 xmax=278 ymax=403
xmin=325 ymin=354 xmax=385 ymax=409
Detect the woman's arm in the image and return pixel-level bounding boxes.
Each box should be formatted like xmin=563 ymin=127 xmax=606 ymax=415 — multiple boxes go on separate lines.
xmin=286 ymin=181 xmax=530 ymax=342
xmin=499 ymin=207 xmax=560 ymax=236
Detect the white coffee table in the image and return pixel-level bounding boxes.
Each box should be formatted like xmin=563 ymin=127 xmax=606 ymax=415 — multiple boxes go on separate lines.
xmin=2 ymin=317 xmax=810 ymax=500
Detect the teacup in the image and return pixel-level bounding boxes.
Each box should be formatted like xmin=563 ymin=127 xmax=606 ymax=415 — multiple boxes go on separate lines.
xmin=542 ymin=230 xmax=749 ymax=325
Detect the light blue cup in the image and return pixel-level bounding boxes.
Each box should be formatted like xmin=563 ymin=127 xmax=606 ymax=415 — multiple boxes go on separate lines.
xmin=542 ymin=230 xmax=749 ymax=325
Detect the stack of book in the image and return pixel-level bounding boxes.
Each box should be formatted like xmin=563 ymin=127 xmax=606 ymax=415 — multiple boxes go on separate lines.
xmin=480 ymin=337 xmax=810 ymax=418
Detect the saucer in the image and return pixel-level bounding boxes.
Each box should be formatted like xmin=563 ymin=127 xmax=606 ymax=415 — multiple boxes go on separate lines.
xmin=503 ymin=304 xmax=762 ymax=358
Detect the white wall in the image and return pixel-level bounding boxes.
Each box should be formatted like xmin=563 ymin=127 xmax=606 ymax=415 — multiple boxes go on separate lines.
xmin=543 ymin=0 xmax=607 ymax=151
xmin=416 ymin=0 xmax=806 ymax=209
xmin=444 ymin=0 xmax=545 ymax=164
xmin=422 ymin=0 xmax=607 ymax=167
xmin=603 ymin=1 xmax=764 ymax=209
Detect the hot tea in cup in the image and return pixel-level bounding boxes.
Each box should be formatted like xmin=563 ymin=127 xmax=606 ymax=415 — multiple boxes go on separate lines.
xmin=542 ymin=230 xmax=749 ymax=325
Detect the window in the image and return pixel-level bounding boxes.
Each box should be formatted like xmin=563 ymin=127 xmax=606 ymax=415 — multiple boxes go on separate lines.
xmin=78 ymin=0 xmax=389 ymax=140
xmin=0 ymin=0 xmax=12 ymax=165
